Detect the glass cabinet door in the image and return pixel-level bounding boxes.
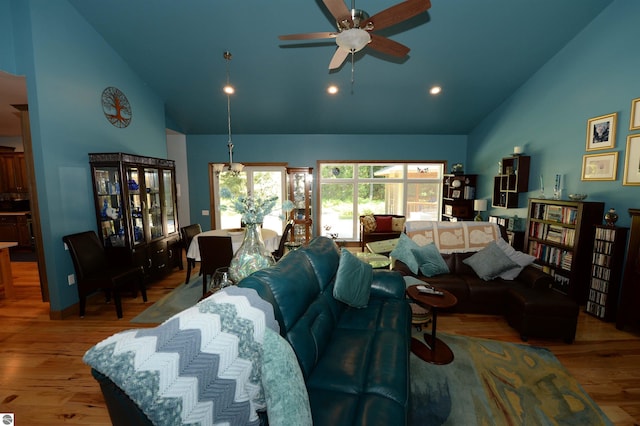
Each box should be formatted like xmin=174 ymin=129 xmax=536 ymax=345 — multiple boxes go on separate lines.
xmin=93 ymin=166 xmax=126 ymax=247
xmin=163 ymin=169 xmax=176 ymax=235
xmin=145 ymin=167 xmax=163 ymax=240
xmin=126 ymin=166 xmax=145 ymax=244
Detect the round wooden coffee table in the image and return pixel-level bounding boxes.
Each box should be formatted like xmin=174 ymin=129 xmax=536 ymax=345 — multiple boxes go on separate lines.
xmin=406 ymin=284 xmax=458 ymax=365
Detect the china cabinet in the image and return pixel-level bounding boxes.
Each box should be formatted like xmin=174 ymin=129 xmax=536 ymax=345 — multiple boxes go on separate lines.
xmin=524 ymin=198 xmax=603 ymax=303
xmin=89 ymin=153 xmax=180 ymax=278
xmin=492 ymin=155 xmax=530 ymax=208
xmin=286 ymin=167 xmax=313 ymax=244
xmin=442 ymin=173 xmax=476 ymax=221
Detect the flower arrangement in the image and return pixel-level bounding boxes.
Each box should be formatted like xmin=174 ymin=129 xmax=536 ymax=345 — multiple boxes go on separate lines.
xmin=221 ymin=189 xmax=294 ymax=224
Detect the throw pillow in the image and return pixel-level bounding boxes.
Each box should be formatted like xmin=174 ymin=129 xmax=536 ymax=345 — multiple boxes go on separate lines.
xmin=462 ymin=240 xmax=519 ymax=281
xmin=496 ymin=238 xmax=536 ymax=280
xmin=361 ymin=215 xmax=377 ymax=233
xmin=333 ymin=248 xmax=373 ymax=308
xmin=375 ymin=215 xmax=393 ymax=232
xmin=392 ymin=217 xmax=406 ymax=232
xmin=411 ymin=243 xmax=450 ymax=277
xmin=389 ymin=233 xmax=421 ymax=274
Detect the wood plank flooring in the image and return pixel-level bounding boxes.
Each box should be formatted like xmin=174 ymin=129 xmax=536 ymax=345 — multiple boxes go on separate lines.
xmin=1 ymin=260 xmax=639 ymax=425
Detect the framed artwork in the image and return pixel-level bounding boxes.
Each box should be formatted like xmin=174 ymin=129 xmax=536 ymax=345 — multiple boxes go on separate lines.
xmin=630 ymin=97 xmax=640 ymax=131
xmin=586 ymin=113 xmax=617 ymax=151
xmin=581 ymin=152 xmax=618 ymax=181
xmin=451 ymin=189 xmax=461 ymax=199
xmin=623 ymin=134 xmax=640 ymax=185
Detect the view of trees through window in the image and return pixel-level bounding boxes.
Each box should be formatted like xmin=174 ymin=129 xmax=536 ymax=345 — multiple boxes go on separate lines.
xmin=318 ymin=162 xmax=444 ymax=241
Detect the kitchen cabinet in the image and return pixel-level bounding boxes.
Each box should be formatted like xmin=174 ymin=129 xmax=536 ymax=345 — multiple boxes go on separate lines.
xmin=89 ymin=153 xmax=181 ymax=279
xmin=0 ymin=153 xmax=28 ymax=193
xmin=0 ymin=213 xmax=31 ymax=247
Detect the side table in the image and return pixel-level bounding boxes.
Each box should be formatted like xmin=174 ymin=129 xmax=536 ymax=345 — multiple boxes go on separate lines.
xmin=406 ymin=285 xmax=458 ymax=365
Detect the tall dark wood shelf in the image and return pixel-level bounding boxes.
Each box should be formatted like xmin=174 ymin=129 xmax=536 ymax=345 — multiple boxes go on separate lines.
xmin=287 ymin=167 xmax=313 ymax=244
xmin=492 ymin=155 xmax=530 ymax=208
xmin=524 ymin=198 xmax=604 ymax=303
xmin=617 ymin=208 xmax=640 ymax=331
xmin=442 ymin=174 xmax=476 ymax=221
xmin=586 ymin=225 xmax=628 ymax=321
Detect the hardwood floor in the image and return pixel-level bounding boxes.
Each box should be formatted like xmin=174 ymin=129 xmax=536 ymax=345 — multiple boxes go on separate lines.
xmin=1 ymin=259 xmax=639 ymax=425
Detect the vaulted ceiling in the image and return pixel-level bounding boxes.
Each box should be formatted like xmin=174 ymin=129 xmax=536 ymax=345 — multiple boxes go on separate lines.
xmin=4 ymin=0 xmax=614 ymax=137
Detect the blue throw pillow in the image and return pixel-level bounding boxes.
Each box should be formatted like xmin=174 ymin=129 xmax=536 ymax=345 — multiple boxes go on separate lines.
xmin=390 ymin=233 xmax=421 ymax=274
xmin=411 ymin=243 xmax=450 ymax=277
xmin=333 ymin=248 xmax=373 ymax=308
xmin=462 ymin=240 xmax=519 ymax=281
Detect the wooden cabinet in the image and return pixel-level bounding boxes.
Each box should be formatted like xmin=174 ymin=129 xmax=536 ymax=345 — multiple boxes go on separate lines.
xmin=89 ymin=153 xmax=180 ymax=279
xmin=524 ymin=198 xmax=604 ymax=303
xmin=492 ymin=155 xmax=530 ymax=208
xmin=0 ymin=214 xmax=31 ymax=247
xmin=617 ymin=209 xmax=640 ymax=331
xmin=586 ymin=225 xmax=628 ymax=321
xmin=286 ymin=167 xmax=313 ymax=244
xmin=0 ymin=153 xmax=28 ymax=193
xmin=442 ymin=174 xmax=476 ymax=221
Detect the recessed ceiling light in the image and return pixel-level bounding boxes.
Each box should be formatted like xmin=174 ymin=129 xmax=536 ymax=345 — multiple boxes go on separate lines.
xmin=327 ymin=85 xmax=339 ymax=95
xmin=429 ymin=86 xmax=442 ymax=95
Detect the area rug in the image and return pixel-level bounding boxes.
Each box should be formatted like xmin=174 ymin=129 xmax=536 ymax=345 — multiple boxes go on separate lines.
xmin=410 ymin=332 xmax=612 ymax=426
xmin=130 ymin=275 xmax=203 ymax=324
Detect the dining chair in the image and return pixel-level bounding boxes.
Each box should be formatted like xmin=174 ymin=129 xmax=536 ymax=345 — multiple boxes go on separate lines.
xmin=272 ymin=220 xmax=294 ymax=262
xmin=198 ymin=236 xmax=234 ymax=297
xmin=180 ymin=223 xmax=202 ymax=284
xmin=62 ymin=230 xmax=146 ymax=319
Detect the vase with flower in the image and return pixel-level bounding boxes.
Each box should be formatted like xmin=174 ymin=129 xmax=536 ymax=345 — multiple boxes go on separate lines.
xmin=225 ymin=193 xmax=293 ymax=283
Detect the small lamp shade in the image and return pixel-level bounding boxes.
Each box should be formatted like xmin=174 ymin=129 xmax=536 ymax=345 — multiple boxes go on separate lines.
xmin=473 ymin=199 xmax=487 ymax=221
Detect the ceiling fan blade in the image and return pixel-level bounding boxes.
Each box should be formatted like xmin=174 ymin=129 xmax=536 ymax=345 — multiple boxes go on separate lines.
xmin=328 ymin=47 xmax=350 ymax=70
xmin=279 ymin=32 xmax=337 ymax=40
xmin=368 ymin=33 xmax=410 ymax=57
xmin=362 ymin=0 xmax=431 ymax=32
xmin=323 ymin=0 xmax=353 ymax=26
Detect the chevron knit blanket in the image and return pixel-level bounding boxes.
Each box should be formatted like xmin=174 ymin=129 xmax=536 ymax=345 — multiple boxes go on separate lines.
xmin=83 ymin=286 xmax=280 ymax=426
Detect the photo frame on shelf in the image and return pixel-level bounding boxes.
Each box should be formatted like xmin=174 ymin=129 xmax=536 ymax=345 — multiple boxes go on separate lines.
xmin=581 ymin=152 xmax=618 ymax=181
xmin=623 ymin=134 xmax=640 ymax=185
xmin=630 ymin=97 xmax=640 ymax=131
xmin=451 ymin=189 xmax=461 ymax=199
xmin=586 ymin=112 xmax=617 ymax=151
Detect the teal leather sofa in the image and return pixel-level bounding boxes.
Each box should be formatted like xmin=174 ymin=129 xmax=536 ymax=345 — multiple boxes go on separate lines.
xmin=239 ymin=236 xmax=412 ymax=425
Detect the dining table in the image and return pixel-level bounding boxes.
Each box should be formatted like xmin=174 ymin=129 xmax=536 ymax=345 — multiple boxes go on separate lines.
xmin=186 ymin=228 xmax=279 ymax=262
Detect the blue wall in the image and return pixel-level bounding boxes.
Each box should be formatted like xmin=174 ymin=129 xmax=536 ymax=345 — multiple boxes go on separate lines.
xmin=468 ymin=0 xmax=640 ymax=228
xmin=186 ymin=134 xmax=468 ymax=230
xmin=2 ymin=0 xmax=167 ymax=314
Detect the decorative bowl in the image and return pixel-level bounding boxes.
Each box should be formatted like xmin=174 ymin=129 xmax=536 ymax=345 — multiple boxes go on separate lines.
xmin=568 ymin=193 xmax=588 ymax=201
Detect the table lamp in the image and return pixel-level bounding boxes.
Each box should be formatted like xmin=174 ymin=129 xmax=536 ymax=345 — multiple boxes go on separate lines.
xmin=474 ymin=199 xmax=488 ymax=221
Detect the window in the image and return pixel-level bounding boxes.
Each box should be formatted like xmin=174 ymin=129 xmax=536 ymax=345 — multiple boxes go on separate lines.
xmin=318 ymin=162 xmax=444 ymax=241
xmin=210 ymin=165 xmax=288 ymax=233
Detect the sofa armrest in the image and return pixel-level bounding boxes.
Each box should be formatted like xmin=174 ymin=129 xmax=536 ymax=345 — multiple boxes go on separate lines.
xmin=516 ymin=265 xmax=554 ymax=289
xmin=370 ymin=270 xmax=406 ymax=299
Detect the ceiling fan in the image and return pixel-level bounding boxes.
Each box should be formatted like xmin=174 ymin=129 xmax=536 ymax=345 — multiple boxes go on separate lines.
xmin=278 ymin=0 xmax=431 ymax=70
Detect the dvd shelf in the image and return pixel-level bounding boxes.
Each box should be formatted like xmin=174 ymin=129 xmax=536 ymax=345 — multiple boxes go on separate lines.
xmin=585 ymin=225 xmax=628 ymax=321
xmin=524 ymin=198 xmax=604 ymax=303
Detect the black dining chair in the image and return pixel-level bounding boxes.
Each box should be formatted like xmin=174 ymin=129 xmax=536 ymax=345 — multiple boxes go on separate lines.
xmin=272 ymin=220 xmax=294 ymax=262
xmin=198 ymin=236 xmax=234 ymax=297
xmin=180 ymin=223 xmax=202 ymax=284
xmin=62 ymin=230 xmax=146 ymax=319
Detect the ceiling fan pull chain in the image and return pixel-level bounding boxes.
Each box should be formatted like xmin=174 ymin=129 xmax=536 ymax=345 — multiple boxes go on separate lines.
xmin=351 ymin=51 xmax=356 ymax=94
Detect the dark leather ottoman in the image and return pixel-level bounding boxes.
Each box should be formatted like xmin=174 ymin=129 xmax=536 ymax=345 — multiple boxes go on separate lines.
xmin=505 ymin=286 xmax=579 ymax=343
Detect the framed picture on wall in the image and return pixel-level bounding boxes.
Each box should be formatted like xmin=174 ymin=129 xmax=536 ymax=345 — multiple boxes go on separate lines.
xmin=623 ymin=134 xmax=640 ymax=185
xmin=630 ymin=98 xmax=640 ymax=131
xmin=581 ymin=152 xmax=618 ymax=181
xmin=586 ymin=113 xmax=617 ymax=151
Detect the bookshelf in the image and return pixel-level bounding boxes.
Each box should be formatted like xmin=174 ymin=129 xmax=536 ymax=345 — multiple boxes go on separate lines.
xmin=524 ymin=198 xmax=604 ymax=303
xmin=586 ymin=225 xmax=628 ymax=321
xmin=442 ymin=174 xmax=476 ymax=221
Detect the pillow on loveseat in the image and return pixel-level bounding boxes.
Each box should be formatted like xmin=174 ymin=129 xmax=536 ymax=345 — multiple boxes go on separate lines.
xmin=462 ymin=240 xmax=519 ymax=281
xmin=390 ymin=233 xmax=421 ymax=274
xmin=495 ymin=238 xmax=536 ymax=280
xmin=375 ymin=216 xmax=393 ymax=232
xmin=411 ymin=243 xmax=450 ymax=277
xmin=361 ymin=215 xmax=377 ymax=233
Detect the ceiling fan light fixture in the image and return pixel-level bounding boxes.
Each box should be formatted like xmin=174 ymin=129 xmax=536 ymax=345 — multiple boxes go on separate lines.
xmin=336 ymin=28 xmax=371 ymax=52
